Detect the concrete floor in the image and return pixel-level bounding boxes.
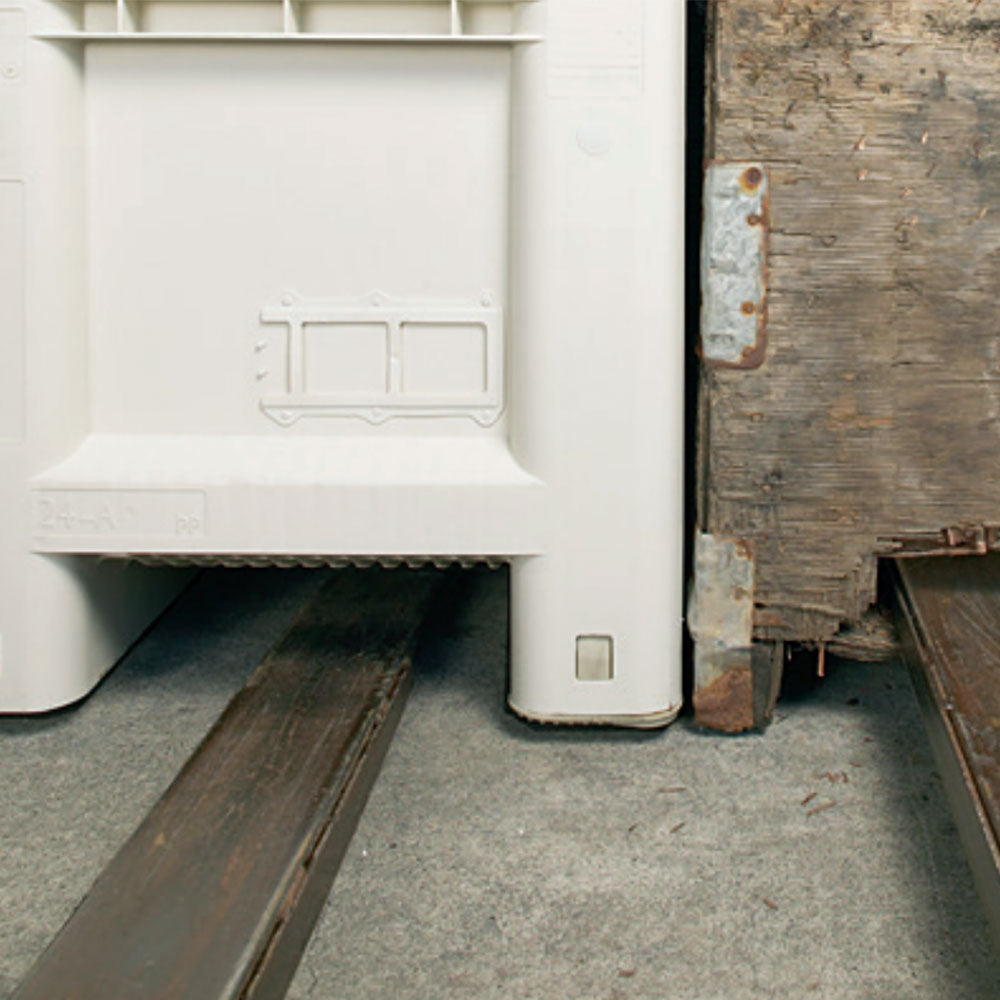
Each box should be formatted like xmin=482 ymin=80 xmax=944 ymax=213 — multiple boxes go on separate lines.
xmin=1 ymin=567 xmax=998 ymax=1000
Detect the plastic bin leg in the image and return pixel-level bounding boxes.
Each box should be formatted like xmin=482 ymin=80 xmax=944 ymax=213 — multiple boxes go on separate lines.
xmin=0 ymin=551 xmax=190 ymax=712
xmin=508 ymin=552 xmax=681 ymax=728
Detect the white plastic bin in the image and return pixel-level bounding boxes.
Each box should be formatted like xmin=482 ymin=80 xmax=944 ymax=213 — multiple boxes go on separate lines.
xmin=0 ymin=0 xmax=684 ymax=725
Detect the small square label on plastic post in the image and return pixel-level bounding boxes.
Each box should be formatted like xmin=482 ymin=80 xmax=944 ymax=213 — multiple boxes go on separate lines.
xmin=576 ymin=635 xmax=614 ymax=681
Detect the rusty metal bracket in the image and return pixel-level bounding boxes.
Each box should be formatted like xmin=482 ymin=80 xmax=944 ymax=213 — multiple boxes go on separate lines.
xmin=688 ymin=532 xmax=782 ymax=732
xmin=700 ymin=162 xmax=769 ymax=369
xmin=880 ymin=524 xmax=1000 ymax=557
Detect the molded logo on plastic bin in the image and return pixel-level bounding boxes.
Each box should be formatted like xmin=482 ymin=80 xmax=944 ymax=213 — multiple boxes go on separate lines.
xmin=32 ymin=491 xmax=206 ymax=543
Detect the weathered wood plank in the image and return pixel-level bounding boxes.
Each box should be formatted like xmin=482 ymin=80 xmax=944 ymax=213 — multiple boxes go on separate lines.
xmin=12 ymin=567 xmax=441 ymax=1000
xmin=893 ymin=555 xmax=1000 ymax=947
xmin=700 ymin=0 xmax=1000 ymax=646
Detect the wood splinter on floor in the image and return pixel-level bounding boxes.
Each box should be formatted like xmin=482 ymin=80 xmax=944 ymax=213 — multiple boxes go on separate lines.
xmin=817 ymin=770 xmax=850 ymax=783
xmin=806 ymin=800 xmax=837 ymax=818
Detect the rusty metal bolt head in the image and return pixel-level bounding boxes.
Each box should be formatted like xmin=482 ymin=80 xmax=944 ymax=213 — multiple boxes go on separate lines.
xmin=741 ymin=166 xmax=763 ymax=190
xmin=740 ymin=300 xmax=756 ymax=316
xmin=747 ymin=212 xmax=763 ymax=226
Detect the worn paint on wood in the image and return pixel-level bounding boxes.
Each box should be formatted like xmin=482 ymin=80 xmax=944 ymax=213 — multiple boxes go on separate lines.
xmin=700 ymin=0 xmax=1000 ymax=646
xmin=12 ymin=567 xmax=443 ymax=1000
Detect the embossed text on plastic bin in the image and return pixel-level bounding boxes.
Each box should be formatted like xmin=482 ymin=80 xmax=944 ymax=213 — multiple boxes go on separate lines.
xmin=33 ymin=491 xmax=206 ymax=541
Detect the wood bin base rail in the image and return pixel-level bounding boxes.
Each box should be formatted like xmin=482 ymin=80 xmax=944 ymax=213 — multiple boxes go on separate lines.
xmin=892 ymin=556 xmax=1000 ymax=950
xmin=13 ymin=567 xmax=443 ymax=1000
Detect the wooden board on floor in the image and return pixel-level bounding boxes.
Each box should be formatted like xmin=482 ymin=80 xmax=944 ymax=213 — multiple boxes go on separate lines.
xmin=13 ymin=567 xmax=442 ymax=1000
xmin=893 ymin=556 xmax=1000 ymax=948
xmin=698 ymin=1 xmax=1000 ymax=651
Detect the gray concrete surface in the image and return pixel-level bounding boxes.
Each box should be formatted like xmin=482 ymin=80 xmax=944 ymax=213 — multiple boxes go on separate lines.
xmin=1 ymin=567 xmax=998 ymax=1000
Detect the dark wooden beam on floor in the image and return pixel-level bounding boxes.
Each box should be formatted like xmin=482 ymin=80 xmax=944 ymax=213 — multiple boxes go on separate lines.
xmin=13 ymin=567 xmax=445 ymax=1000
xmin=893 ymin=556 xmax=1000 ymax=949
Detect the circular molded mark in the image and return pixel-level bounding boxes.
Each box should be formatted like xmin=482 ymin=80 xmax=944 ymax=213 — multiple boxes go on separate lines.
xmin=576 ymin=122 xmax=614 ymax=157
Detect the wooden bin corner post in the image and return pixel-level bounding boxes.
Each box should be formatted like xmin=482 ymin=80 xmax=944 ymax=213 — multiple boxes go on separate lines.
xmin=691 ymin=33 xmax=782 ymax=732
